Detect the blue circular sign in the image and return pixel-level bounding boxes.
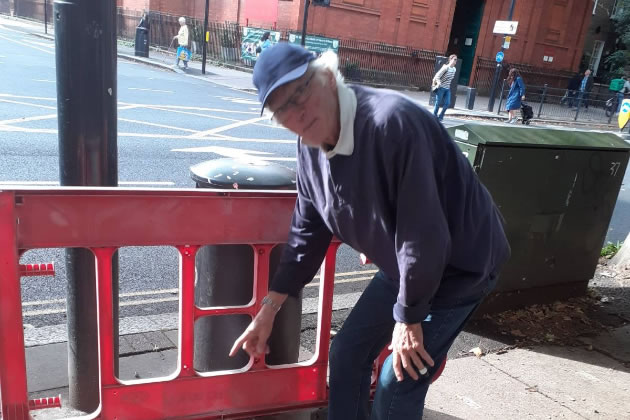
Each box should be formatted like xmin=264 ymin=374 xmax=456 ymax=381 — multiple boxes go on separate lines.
xmin=496 ymin=51 xmax=504 ymax=63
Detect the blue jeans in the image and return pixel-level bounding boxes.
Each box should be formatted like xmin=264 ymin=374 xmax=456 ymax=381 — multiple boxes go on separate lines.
xmin=433 ymin=87 xmax=451 ymax=121
xmin=328 ymin=271 xmax=489 ymax=420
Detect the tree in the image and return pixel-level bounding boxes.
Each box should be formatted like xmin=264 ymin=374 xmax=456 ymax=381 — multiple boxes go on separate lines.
xmin=606 ymin=0 xmax=630 ymax=77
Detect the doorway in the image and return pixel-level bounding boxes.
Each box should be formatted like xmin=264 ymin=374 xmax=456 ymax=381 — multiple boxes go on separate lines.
xmin=446 ymin=0 xmax=485 ymax=86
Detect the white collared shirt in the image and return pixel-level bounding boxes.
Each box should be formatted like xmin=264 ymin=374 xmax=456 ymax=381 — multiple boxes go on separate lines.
xmin=325 ymin=82 xmax=357 ymax=159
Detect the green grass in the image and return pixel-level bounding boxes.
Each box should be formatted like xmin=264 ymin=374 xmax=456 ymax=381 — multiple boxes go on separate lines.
xmin=601 ymin=241 xmax=623 ymax=258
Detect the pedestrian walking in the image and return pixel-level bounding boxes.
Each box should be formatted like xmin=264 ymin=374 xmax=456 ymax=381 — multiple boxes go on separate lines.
xmin=575 ymin=69 xmax=594 ymax=110
xmin=505 ymin=68 xmax=526 ymax=124
xmin=230 ymin=43 xmax=510 ymax=420
xmin=431 ymin=54 xmax=457 ymax=121
xmin=173 ymin=17 xmax=190 ymax=69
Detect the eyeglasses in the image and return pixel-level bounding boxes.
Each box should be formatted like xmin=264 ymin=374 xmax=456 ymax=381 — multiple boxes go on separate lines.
xmin=271 ymin=72 xmax=315 ymax=121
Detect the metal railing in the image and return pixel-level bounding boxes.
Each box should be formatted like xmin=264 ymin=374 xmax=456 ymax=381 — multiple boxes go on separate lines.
xmin=497 ymin=81 xmax=620 ymax=124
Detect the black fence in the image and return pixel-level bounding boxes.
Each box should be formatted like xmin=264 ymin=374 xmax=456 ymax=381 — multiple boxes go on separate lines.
xmin=496 ymin=81 xmax=621 ymax=124
xmin=472 ymin=57 xmax=576 ymax=96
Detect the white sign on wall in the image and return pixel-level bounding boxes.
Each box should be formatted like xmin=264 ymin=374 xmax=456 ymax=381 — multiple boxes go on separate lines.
xmin=493 ymin=20 xmax=519 ymax=35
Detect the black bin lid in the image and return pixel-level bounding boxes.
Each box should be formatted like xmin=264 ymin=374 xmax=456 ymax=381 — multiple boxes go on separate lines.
xmin=190 ymin=158 xmax=296 ymax=190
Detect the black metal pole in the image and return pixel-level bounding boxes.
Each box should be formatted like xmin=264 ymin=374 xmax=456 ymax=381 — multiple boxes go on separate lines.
xmin=300 ymin=0 xmax=310 ymax=47
xmin=54 ymin=0 xmax=119 ymax=412
xmin=538 ymin=84 xmax=547 ymax=118
xmin=487 ymin=0 xmax=516 ymax=112
xmin=44 ymin=0 xmax=48 ymax=34
xmin=202 ymin=0 xmax=209 ymax=74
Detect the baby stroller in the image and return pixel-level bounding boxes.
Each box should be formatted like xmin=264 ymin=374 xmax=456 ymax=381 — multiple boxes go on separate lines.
xmin=521 ymin=102 xmax=533 ymax=125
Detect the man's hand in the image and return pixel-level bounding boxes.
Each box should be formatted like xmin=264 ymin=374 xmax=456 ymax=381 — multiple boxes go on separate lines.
xmin=388 ymin=322 xmax=434 ymax=382
xmin=229 ymin=292 xmax=287 ymax=359
xmin=229 ymin=305 xmax=275 ymax=358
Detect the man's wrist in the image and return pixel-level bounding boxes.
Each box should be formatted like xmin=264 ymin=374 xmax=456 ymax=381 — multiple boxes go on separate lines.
xmin=261 ymin=295 xmax=282 ymax=313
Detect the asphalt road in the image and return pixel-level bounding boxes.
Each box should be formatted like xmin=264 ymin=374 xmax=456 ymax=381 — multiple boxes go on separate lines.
xmin=1 ymin=20 xmax=629 ymax=347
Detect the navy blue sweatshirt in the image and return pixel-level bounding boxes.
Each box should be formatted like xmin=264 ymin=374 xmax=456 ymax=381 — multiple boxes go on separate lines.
xmin=270 ymin=85 xmax=511 ymax=324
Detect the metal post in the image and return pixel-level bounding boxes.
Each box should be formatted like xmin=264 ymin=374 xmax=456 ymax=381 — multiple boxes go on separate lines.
xmin=300 ymin=0 xmax=310 ymax=47
xmin=44 ymin=0 xmax=48 ymax=34
xmin=487 ymin=0 xmax=516 ymax=112
xmin=497 ymin=79 xmax=506 ymax=115
xmin=202 ymin=0 xmax=209 ymax=75
xmin=54 ymin=0 xmax=119 ymax=412
xmin=538 ymin=84 xmax=547 ymax=118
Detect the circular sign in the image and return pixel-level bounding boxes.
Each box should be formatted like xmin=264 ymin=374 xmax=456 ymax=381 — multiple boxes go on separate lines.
xmin=496 ymin=51 xmax=504 ymax=63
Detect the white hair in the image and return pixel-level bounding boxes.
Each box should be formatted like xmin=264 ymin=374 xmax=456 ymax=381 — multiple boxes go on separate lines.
xmin=309 ymin=50 xmax=345 ymax=85
xmin=178 ymin=17 xmax=186 ymax=24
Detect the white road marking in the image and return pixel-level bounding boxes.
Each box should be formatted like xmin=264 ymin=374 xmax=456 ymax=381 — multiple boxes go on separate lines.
xmin=0 ymin=125 xmax=293 ymax=143
xmin=0 ymin=32 xmax=54 ymax=55
xmin=0 ymin=93 xmax=56 ymax=101
xmin=190 ymin=116 xmax=269 ymax=138
xmin=128 ymin=87 xmax=174 ymax=94
xmin=0 ymin=98 xmax=56 ymax=110
xmin=33 ymin=79 xmax=55 ymax=83
xmin=120 ymin=102 xmax=258 ymax=115
xmin=22 ymin=39 xmax=54 ymax=49
xmin=171 ymin=145 xmax=296 ymax=161
xmin=119 ymin=118 xmax=199 ymax=133
xmin=215 ymin=96 xmax=260 ymax=105
xmin=0 ymin=113 xmax=57 ymax=125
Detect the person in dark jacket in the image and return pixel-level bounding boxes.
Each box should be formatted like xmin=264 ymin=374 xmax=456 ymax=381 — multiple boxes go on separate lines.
xmin=564 ymin=73 xmax=581 ymax=107
xmin=230 ymin=43 xmax=511 ymax=420
xmin=575 ymin=69 xmax=594 ymax=110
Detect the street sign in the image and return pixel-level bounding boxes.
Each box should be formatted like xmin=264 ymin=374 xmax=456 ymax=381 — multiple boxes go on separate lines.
xmin=620 ymin=99 xmax=630 ymax=129
xmin=288 ymin=33 xmax=339 ymax=54
xmin=503 ymin=35 xmax=511 ymax=49
xmin=496 ymin=51 xmax=504 ymax=63
xmin=241 ymin=27 xmax=281 ymax=62
xmin=493 ymin=20 xmax=518 ymax=35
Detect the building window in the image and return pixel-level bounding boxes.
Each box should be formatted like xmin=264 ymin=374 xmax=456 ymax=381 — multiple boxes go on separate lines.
xmin=589 ymin=40 xmax=605 ymax=75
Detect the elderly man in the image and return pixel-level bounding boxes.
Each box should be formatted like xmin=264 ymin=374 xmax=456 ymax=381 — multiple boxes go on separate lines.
xmin=575 ymin=69 xmax=594 ymax=110
xmin=230 ymin=43 xmax=510 ymax=419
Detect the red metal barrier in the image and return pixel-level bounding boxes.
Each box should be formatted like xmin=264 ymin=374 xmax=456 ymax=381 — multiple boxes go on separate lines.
xmin=0 ymin=188 xmax=447 ymax=419
xmin=0 ymin=188 xmax=339 ymax=419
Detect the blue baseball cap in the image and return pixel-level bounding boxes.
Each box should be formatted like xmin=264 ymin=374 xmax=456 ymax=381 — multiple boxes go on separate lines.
xmin=253 ymin=42 xmax=316 ymax=115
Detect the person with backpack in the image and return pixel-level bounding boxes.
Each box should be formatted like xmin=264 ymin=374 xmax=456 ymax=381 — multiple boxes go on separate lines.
xmin=505 ymin=68 xmax=526 ymax=124
xmin=431 ymin=55 xmax=457 ymax=122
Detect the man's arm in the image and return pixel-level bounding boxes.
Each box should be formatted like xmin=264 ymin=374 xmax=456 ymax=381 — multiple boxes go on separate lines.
xmin=270 ymin=176 xmax=333 ymax=296
xmin=387 ymin=110 xmax=451 ymax=324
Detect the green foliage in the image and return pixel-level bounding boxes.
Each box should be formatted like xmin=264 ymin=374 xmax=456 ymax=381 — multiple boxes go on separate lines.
xmin=601 ymin=241 xmax=622 ymax=258
xmin=606 ymin=0 xmax=630 ymax=76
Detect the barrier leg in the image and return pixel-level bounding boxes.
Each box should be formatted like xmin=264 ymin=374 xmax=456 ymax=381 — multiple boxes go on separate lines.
xmin=0 ymin=192 xmax=30 ymax=420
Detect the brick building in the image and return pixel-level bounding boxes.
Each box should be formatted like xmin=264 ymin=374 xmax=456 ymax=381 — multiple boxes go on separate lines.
xmin=116 ymin=0 xmax=595 ymax=87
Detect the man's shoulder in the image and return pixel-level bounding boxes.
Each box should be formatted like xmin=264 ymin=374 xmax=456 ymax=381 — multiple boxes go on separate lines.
xmin=350 ymin=85 xmax=428 ymax=127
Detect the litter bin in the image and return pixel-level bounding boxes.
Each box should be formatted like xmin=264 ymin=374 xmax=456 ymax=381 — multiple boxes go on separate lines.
xmin=447 ymin=124 xmax=630 ymax=312
xmin=134 ymin=13 xmax=150 ymax=58
xmin=190 ymin=158 xmax=302 ymax=372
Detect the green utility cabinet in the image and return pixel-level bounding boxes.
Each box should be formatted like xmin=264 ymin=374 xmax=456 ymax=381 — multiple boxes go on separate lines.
xmin=447 ymin=124 xmax=630 ymax=311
